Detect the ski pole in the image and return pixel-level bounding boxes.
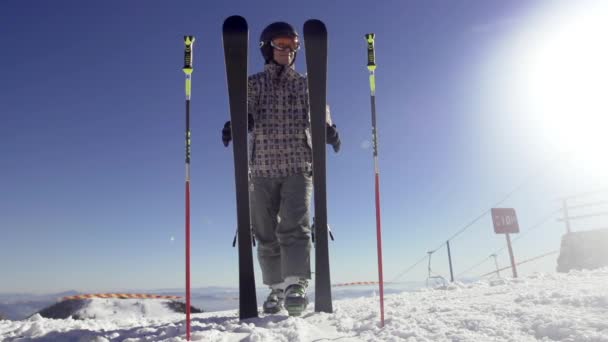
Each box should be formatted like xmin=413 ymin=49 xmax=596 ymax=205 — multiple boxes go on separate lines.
xmin=182 ymin=35 xmax=195 ymax=341
xmin=365 ymin=33 xmax=385 ymax=328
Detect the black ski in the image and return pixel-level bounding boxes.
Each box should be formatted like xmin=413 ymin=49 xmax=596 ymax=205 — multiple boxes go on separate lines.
xmin=304 ymin=19 xmax=333 ymax=313
xmin=222 ymin=15 xmax=258 ymax=320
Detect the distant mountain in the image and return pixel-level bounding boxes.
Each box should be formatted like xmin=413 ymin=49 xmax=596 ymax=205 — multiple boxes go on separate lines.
xmin=0 ymin=300 xmax=54 ymax=320
xmin=0 ymin=291 xmax=81 ymax=320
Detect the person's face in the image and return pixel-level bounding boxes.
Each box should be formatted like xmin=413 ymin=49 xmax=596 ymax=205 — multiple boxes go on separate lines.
xmin=271 ymin=36 xmax=299 ymax=66
xmin=273 ymin=48 xmax=294 ymax=66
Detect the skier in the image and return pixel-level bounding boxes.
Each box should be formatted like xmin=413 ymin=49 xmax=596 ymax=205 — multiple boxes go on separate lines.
xmin=222 ymin=21 xmax=340 ymax=316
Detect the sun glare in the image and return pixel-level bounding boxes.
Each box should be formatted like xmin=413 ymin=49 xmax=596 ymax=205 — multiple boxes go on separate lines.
xmin=518 ymin=2 xmax=608 ymax=179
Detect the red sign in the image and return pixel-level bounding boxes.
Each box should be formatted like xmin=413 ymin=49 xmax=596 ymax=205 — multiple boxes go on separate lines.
xmin=491 ymin=208 xmax=520 ymax=234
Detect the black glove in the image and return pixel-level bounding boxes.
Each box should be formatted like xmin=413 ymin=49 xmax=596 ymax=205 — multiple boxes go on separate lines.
xmin=222 ymin=121 xmax=232 ymax=147
xmin=222 ymin=114 xmax=255 ymax=147
xmin=248 ymin=114 xmax=255 ymax=132
xmin=326 ymin=123 xmax=341 ymax=153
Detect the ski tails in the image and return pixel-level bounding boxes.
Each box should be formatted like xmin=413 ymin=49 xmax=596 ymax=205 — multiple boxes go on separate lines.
xmin=304 ymin=19 xmax=333 ymax=314
xmin=222 ymin=15 xmax=258 ymax=320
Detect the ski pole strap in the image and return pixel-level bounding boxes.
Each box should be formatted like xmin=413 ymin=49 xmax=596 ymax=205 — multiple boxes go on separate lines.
xmin=183 ymin=36 xmax=195 ymax=98
xmin=365 ymin=33 xmax=376 ymax=94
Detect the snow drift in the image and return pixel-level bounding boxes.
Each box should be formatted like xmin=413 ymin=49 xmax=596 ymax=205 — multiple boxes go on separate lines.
xmin=36 ymin=298 xmax=202 ymax=320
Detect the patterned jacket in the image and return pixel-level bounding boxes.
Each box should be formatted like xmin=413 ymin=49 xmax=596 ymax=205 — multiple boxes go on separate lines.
xmin=248 ymin=63 xmax=329 ymax=178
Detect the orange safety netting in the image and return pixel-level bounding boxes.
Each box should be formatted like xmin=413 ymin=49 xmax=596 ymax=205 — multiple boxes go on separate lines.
xmin=332 ymin=281 xmax=388 ymax=287
xmin=61 ymin=293 xmax=183 ymax=301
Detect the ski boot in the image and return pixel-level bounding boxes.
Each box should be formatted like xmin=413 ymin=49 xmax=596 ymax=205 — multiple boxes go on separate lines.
xmin=263 ymin=288 xmax=284 ymax=314
xmin=284 ymin=278 xmax=309 ymax=316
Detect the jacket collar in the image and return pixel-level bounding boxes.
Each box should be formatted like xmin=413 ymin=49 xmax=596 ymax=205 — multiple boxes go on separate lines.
xmin=264 ymin=63 xmax=298 ymax=80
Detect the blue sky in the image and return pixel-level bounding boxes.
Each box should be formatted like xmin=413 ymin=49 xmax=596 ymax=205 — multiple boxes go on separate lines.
xmin=1 ymin=0 xmax=607 ymax=294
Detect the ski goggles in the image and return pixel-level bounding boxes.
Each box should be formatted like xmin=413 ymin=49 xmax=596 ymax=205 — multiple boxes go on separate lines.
xmin=269 ymin=37 xmax=300 ymax=52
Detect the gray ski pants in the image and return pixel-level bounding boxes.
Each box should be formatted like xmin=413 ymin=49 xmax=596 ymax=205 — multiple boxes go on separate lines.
xmin=250 ymin=173 xmax=312 ymax=286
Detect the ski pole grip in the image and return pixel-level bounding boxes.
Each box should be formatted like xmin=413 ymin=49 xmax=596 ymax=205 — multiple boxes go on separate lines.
xmin=365 ymin=33 xmax=376 ymax=68
xmin=183 ymin=36 xmax=195 ymax=70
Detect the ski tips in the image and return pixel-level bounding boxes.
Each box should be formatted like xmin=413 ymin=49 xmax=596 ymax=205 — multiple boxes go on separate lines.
xmin=303 ymin=19 xmax=327 ymax=35
xmin=304 ymin=19 xmax=325 ymax=28
xmin=223 ymin=15 xmax=248 ymax=31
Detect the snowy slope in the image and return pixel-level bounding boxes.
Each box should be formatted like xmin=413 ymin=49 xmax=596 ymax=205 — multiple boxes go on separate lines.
xmin=1 ymin=268 xmax=607 ymax=341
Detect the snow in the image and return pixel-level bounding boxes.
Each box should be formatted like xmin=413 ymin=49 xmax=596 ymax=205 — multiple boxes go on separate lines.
xmin=2 ymin=269 xmax=608 ymax=341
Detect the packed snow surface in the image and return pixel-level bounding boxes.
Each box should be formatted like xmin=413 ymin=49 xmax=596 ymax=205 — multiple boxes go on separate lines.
xmin=1 ymin=268 xmax=607 ymax=341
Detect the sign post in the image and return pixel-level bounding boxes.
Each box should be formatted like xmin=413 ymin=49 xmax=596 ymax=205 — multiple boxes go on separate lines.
xmin=491 ymin=208 xmax=520 ymax=278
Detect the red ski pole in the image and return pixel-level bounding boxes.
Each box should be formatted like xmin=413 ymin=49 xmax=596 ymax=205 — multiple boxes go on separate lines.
xmin=365 ymin=33 xmax=385 ymax=328
xmin=182 ymin=35 xmax=195 ymax=341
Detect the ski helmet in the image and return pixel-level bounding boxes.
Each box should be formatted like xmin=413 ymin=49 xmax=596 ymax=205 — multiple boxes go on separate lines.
xmin=259 ymin=21 xmax=299 ymax=65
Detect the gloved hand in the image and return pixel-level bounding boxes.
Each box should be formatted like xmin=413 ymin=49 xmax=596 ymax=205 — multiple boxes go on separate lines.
xmin=222 ymin=114 xmax=255 ymax=147
xmin=326 ymin=123 xmax=341 ymax=153
xmin=222 ymin=121 xmax=232 ymax=147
